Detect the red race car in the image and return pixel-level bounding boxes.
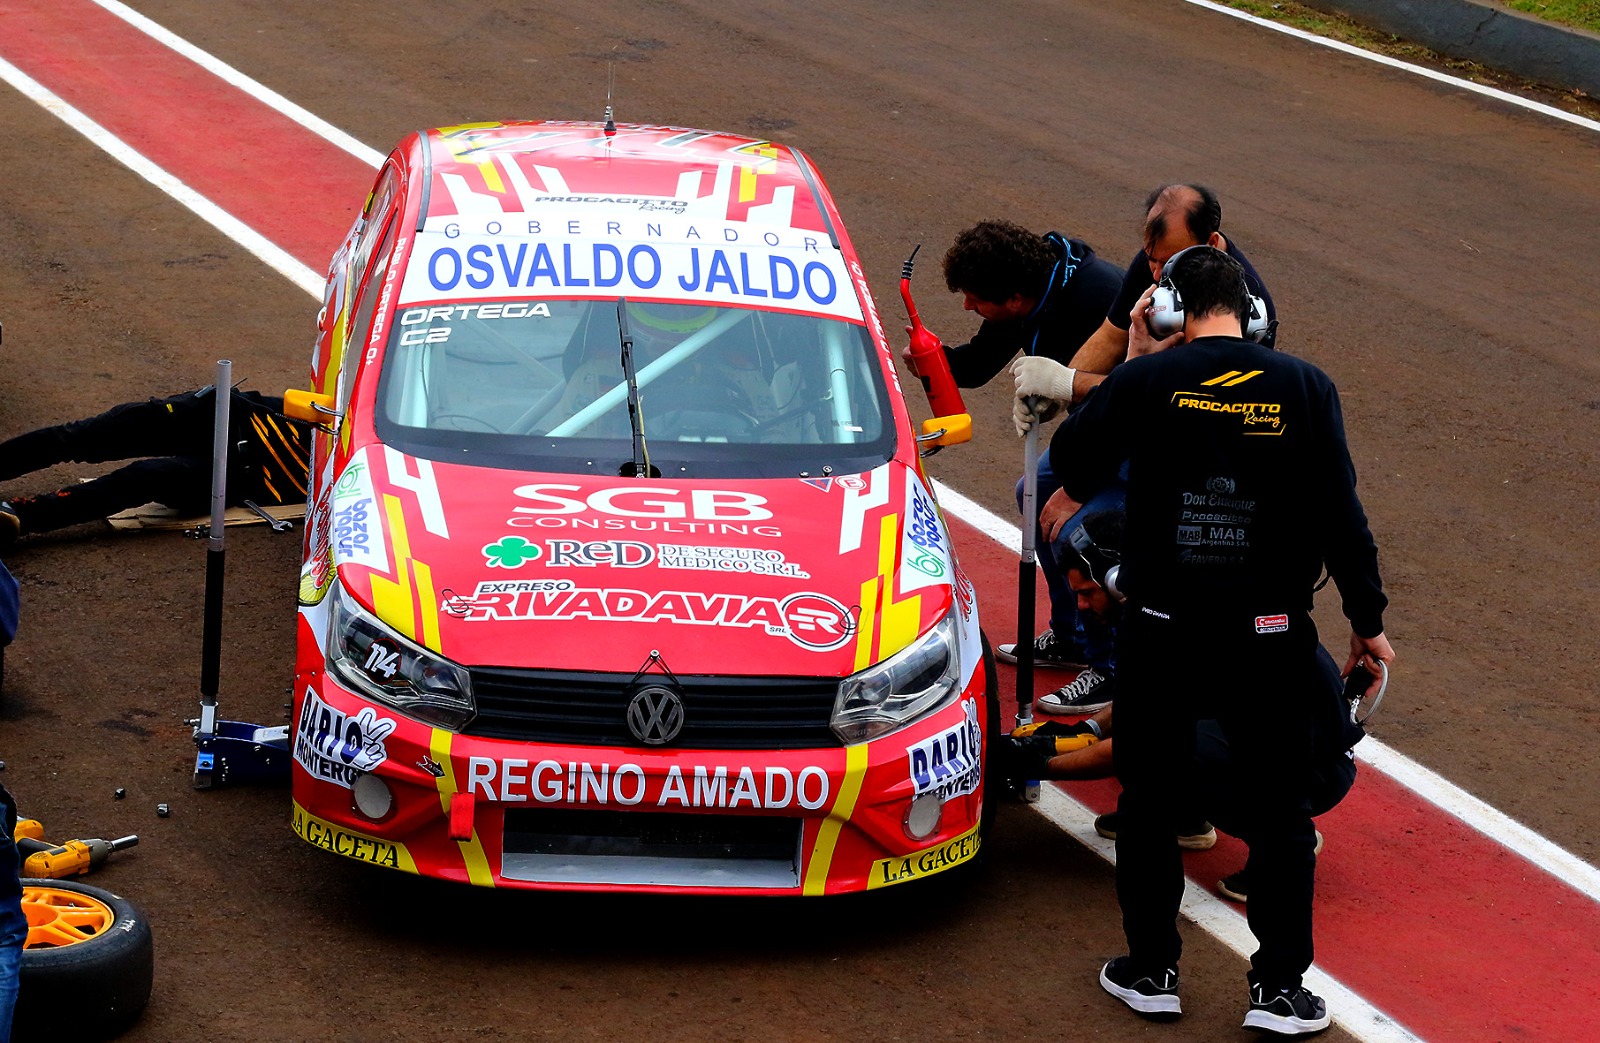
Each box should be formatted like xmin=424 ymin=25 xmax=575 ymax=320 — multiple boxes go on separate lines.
xmin=284 ymin=120 xmax=996 ymax=894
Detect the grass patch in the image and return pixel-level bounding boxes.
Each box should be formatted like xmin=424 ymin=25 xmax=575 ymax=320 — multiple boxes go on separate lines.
xmin=1220 ymin=0 xmax=1599 ymax=118
xmin=1504 ymin=1 xmax=1600 ymax=36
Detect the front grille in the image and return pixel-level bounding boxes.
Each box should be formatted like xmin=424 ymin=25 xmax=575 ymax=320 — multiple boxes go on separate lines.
xmin=501 ymin=808 xmax=802 ymax=888
xmin=464 ymin=667 xmax=841 ymax=749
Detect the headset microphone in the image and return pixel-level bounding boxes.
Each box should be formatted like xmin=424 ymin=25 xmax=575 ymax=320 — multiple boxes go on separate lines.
xmin=1067 ymin=524 xmax=1126 ymax=603
xmin=1146 ymin=245 xmax=1270 ymax=344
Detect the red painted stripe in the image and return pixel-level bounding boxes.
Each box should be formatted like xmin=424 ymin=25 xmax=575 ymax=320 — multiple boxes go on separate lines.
xmin=0 ymin=0 xmax=373 ymax=270
xmin=951 ymin=513 xmax=1593 ymax=1040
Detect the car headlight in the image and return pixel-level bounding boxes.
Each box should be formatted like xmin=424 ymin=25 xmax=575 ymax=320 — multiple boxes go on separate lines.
xmin=831 ymin=613 xmax=962 ymax=744
xmin=326 ymin=583 xmax=476 ymax=731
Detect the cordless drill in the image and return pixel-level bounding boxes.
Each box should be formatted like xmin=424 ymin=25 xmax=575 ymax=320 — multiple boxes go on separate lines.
xmin=12 ymin=820 xmax=138 ymax=879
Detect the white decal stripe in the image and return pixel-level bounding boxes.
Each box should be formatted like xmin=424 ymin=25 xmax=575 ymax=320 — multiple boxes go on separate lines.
xmin=838 ymin=464 xmax=892 ymax=554
xmin=1034 ymin=786 xmax=1425 ymax=1043
xmin=383 ymin=447 xmax=450 ymax=538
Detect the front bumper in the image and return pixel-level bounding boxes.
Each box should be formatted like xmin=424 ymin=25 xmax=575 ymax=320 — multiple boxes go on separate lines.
xmin=288 ymin=669 xmax=990 ymax=895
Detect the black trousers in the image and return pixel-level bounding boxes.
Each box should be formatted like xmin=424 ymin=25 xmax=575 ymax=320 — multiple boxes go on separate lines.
xmin=0 ymin=391 xmax=254 ymax=533
xmin=1113 ymin=605 xmax=1322 ymax=992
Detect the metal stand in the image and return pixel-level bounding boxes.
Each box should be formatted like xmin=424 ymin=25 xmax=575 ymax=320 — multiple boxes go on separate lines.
xmin=1015 ymin=414 xmax=1042 ymax=803
xmin=190 ymin=359 xmax=290 ymax=788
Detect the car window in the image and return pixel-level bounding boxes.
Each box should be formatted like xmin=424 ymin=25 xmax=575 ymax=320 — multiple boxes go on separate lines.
xmin=374 ymin=299 xmax=894 ymax=478
xmin=350 ymin=166 xmax=400 ymax=284
xmin=339 ymin=217 xmax=399 ymax=408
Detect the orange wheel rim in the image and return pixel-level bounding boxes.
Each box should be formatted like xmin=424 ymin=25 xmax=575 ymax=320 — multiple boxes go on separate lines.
xmin=21 ymin=885 xmax=116 ymax=949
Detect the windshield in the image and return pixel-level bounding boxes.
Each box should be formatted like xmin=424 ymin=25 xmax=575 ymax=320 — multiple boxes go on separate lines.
xmin=374 ymin=299 xmax=895 ymax=478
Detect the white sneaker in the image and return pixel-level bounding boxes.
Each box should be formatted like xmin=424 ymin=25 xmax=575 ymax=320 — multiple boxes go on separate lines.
xmin=1036 ymin=668 xmax=1116 ymax=714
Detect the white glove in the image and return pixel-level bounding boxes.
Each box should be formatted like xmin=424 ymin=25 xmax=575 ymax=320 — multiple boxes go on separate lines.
xmin=1012 ymin=395 xmax=1061 ymax=437
xmin=1011 ymin=357 xmax=1075 ymax=436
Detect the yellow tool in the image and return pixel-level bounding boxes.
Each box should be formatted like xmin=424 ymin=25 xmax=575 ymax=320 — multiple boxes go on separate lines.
xmin=12 ymin=818 xmax=44 ymax=843
xmin=15 ymin=833 xmax=138 ymax=879
xmin=1010 ymin=721 xmax=1100 ymax=754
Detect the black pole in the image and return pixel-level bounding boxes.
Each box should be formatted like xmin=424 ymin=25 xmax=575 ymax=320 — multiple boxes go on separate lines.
xmin=199 ymin=360 xmax=231 ymax=708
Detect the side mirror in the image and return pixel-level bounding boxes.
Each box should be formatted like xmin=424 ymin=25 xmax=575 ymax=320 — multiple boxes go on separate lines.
xmin=284 ymin=389 xmax=342 ymax=429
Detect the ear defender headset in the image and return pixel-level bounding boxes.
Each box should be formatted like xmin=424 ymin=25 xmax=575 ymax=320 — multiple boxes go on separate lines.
xmin=1145 ymin=245 xmax=1271 ymax=343
xmin=1066 ymin=523 xmax=1125 ymax=603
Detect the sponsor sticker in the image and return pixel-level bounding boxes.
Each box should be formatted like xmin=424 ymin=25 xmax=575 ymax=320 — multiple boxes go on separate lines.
xmin=901 ymin=479 xmax=952 ymax=589
xmin=464 ymin=759 xmax=832 ymax=810
xmin=868 ymin=823 xmax=982 ymax=889
xmin=445 ymin=583 xmax=855 ymax=652
xmin=293 ymin=690 xmax=397 ymax=789
xmin=1255 ymin=614 xmax=1290 ymax=634
xmin=298 ymin=491 xmax=335 ymax=606
xmin=292 ymin=802 xmax=415 ymax=871
xmin=405 ymin=236 xmax=860 ymax=321
xmin=330 ymin=449 xmax=391 ymax=573
xmin=484 ymin=535 xmax=543 ymax=569
xmin=906 ymin=700 xmax=982 ymax=802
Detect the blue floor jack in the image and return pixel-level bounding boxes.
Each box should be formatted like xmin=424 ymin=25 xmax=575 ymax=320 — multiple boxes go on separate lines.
xmin=190 ymin=359 xmax=292 ymax=789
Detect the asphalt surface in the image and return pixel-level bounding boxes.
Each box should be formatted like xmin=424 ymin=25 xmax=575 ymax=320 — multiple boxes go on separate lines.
xmin=2 ymin=0 xmax=1599 ymax=1039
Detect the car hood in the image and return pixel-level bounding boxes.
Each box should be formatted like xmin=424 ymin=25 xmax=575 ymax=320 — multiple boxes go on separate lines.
xmin=311 ymin=446 xmax=959 ymax=678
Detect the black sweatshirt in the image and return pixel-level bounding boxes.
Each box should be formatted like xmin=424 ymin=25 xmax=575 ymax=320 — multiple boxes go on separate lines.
xmin=942 ymin=234 xmax=1124 ymax=388
xmin=1050 ymin=335 xmax=1386 ymax=637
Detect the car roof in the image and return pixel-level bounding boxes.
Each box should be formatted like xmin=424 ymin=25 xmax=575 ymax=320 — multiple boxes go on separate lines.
xmin=395 ymin=120 xmax=865 ymax=322
xmin=414 ymin=120 xmax=836 ymax=240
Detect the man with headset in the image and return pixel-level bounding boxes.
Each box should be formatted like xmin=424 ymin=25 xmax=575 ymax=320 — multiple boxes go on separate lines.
xmin=1035 ymin=246 xmax=1392 ymax=1036
xmin=902 ymin=219 xmax=1122 ymax=675
xmin=1012 ymin=183 xmax=1277 ymax=417
xmin=1010 ymin=186 xmax=1275 ymax=713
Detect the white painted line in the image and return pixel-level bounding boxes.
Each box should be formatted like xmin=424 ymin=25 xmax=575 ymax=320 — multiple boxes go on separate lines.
xmin=1185 ymin=0 xmax=1600 ymax=135
xmin=929 ymin=479 xmax=1022 ymax=555
xmin=1360 ymin=740 xmax=1600 ymax=903
xmin=90 ymin=0 xmax=388 ymax=168
xmin=1036 ymin=786 xmax=1426 ymax=1042
xmin=0 ymin=56 xmax=324 ymax=298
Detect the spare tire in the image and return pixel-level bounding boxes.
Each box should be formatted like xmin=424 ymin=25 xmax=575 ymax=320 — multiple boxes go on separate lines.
xmin=13 ymin=879 xmax=153 ymax=1041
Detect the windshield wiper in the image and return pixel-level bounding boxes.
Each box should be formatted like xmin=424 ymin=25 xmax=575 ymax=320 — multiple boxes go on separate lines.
xmin=616 ymin=298 xmax=653 ymax=478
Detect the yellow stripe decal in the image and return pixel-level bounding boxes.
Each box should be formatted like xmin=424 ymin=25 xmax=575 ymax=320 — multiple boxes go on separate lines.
xmin=369 ymin=494 xmax=416 ymax=640
xmin=853 ymin=575 xmax=880 ymax=673
xmin=802 ymin=743 xmax=870 ymax=895
xmin=430 ymin=729 xmax=493 ymax=886
xmin=877 ymin=514 xmax=922 ymax=661
xmin=1223 ymin=369 xmax=1264 ymax=387
xmin=413 ymin=559 xmax=441 ymax=653
xmin=1201 ymin=370 xmax=1241 ymax=386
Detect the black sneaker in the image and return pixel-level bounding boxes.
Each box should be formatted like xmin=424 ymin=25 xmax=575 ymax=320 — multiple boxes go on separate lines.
xmin=1094 ymin=811 xmax=1217 ymax=851
xmin=1100 ymin=956 xmax=1181 ymax=1019
xmin=1244 ymin=982 xmax=1330 ymax=1035
xmin=995 ymin=629 xmax=1088 ymax=669
xmin=1037 ymin=668 xmax=1115 ymax=714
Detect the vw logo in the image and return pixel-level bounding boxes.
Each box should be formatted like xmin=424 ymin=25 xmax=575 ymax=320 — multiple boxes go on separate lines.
xmin=626 ymin=685 xmax=685 ymax=745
